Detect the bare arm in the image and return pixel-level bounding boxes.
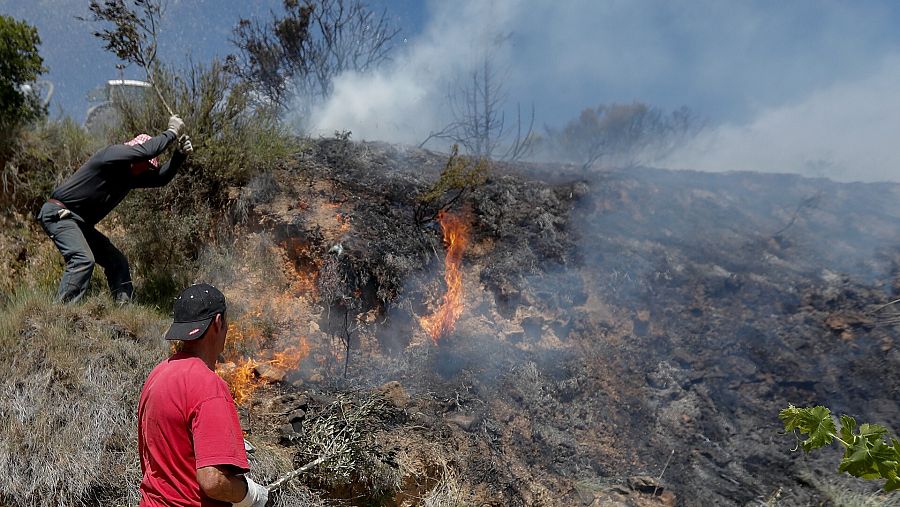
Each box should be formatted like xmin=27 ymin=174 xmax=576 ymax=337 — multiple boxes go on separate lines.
xmin=196 ymin=465 xmax=248 ymax=503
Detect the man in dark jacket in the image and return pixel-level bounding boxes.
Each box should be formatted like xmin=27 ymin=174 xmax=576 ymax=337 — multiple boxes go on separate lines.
xmin=37 ymin=114 xmax=192 ymax=303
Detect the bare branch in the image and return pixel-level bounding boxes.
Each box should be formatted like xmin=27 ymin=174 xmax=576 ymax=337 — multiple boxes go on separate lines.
xmin=82 ymin=0 xmax=174 ymax=115
xmin=231 ymin=0 xmax=400 ymax=110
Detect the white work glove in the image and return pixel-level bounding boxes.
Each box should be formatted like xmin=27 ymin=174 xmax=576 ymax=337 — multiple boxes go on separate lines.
xmin=177 ymin=134 xmax=194 ymax=155
xmin=166 ymin=115 xmax=185 ymax=136
xmin=233 ymin=476 xmax=268 ymax=507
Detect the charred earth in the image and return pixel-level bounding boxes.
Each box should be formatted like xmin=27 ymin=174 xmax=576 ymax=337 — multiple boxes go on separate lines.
xmin=208 ymin=138 xmax=900 ymax=506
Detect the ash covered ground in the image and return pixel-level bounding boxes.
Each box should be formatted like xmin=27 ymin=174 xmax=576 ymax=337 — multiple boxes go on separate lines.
xmin=202 ymin=138 xmax=900 ymax=506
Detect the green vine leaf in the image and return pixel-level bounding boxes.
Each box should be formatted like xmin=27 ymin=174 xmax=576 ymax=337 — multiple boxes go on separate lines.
xmin=781 ymin=404 xmax=900 ymax=492
xmin=779 ymin=404 xmax=835 ymax=451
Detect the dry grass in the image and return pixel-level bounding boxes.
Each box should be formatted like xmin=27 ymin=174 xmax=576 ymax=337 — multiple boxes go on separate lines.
xmin=419 ymin=459 xmax=467 ymax=507
xmin=815 ymin=479 xmax=900 ymax=507
xmin=0 ymin=288 xmax=168 ymax=506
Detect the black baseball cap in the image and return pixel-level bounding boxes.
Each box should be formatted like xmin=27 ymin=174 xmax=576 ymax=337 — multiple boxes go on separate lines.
xmin=164 ymin=283 xmax=227 ymax=341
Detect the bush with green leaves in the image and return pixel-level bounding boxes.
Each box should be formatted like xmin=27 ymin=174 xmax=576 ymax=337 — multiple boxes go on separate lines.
xmin=0 ymin=15 xmax=46 ymax=140
xmin=82 ymin=0 xmax=297 ymax=307
xmin=780 ymin=404 xmax=900 ymax=492
xmin=1 ymin=117 xmax=101 ymax=213
xmin=415 ymin=144 xmax=489 ymax=224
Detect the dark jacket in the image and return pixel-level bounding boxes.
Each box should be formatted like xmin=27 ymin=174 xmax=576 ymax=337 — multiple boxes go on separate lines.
xmin=50 ymin=131 xmax=185 ymax=225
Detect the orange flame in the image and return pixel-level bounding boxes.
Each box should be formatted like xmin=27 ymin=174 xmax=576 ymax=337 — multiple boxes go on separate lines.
xmin=217 ymin=315 xmax=310 ymax=405
xmin=419 ymin=211 xmax=470 ymax=343
xmin=218 ymin=358 xmax=259 ymax=406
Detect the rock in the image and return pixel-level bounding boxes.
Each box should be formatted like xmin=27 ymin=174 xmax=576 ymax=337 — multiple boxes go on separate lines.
xmin=278 ymin=423 xmax=296 ymax=444
xmin=288 ymin=409 xmax=306 ymax=423
xmin=254 ymin=363 xmax=287 ymax=382
xmin=607 ymin=485 xmax=631 ymax=496
xmin=590 ymin=493 xmax=628 ymax=507
xmin=446 ymin=412 xmax=478 ymax=431
xmin=627 ymin=475 xmax=660 ymax=494
xmin=378 ymin=380 xmax=409 ymax=409
xmin=274 ymin=394 xmax=296 ymax=405
xmin=658 ymin=490 xmax=677 ymax=507
xmin=308 ymin=372 xmax=324 ymax=383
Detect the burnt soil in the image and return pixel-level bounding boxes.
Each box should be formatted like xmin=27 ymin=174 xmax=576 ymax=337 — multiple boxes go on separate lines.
xmin=225 ymin=138 xmax=900 ymax=506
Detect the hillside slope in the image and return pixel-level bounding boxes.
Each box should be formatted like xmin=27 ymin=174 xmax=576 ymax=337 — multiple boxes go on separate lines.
xmin=2 ymin=138 xmax=898 ymax=506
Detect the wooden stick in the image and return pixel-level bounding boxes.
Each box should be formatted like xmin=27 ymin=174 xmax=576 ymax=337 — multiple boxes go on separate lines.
xmin=652 ymin=449 xmax=674 ymax=497
xmin=267 ymin=454 xmax=330 ymax=491
xmin=872 ymin=298 xmax=900 ymax=313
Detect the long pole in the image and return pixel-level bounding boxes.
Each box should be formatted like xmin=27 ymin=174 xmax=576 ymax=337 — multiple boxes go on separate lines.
xmin=142 ymin=63 xmax=175 ymax=117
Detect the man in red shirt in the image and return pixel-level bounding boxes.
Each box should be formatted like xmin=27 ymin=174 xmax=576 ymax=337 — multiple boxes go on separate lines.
xmin=138 ymin=283 xmax=269 ymax=507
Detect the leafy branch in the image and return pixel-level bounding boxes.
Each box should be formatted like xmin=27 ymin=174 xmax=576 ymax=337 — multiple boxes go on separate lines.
xmin=81 ymin=0 xmax=174 ymax=115
xmin=414 ymin=144 xmax=488 ymax=225
xmin=780 ymin=404 xmax=900 ymax=491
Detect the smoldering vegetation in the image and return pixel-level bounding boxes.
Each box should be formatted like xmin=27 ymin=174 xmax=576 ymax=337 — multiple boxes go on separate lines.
xmin=180 ymin=138 xmax=898 ymax=505
xmin=2 ymin=127 xmax=899 ymax=504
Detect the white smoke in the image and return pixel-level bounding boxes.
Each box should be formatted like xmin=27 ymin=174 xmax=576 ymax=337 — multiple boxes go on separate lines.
xmin=306 ymin=1 xmax=518 ymax=145
xmin=304 ymin=0 xmax=900 ymax=182
xmin=662 ymin=55 xmax=900 ymax=182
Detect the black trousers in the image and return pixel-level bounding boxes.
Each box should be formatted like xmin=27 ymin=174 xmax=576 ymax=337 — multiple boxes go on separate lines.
xmin=37 ymin=201 xmax=133 ymax=303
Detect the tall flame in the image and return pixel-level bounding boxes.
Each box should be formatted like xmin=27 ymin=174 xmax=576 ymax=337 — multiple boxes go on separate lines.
xmin=419 ymin=211 xmax=470 ymax=343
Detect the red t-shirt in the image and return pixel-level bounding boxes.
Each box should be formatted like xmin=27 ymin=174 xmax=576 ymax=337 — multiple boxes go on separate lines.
xmin=138 ymin=353 xmax=250 ymax=507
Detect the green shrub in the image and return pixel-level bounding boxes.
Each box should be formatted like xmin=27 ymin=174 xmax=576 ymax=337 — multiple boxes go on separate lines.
xmin=0 ymin=15 xmax=46 ymax=157
xmin=0 ymin=117 xmax=101 ymax=213
xmin=106 ymin=60 xmax=296 ymax=308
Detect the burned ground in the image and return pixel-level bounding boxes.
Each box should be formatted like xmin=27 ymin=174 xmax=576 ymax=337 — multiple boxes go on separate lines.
xmin=215 ymin=140 xmax=900 ymax=506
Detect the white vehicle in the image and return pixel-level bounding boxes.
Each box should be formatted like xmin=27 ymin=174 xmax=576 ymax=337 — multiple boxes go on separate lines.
xmin=84 ymin=79 xmax=152 ymax=134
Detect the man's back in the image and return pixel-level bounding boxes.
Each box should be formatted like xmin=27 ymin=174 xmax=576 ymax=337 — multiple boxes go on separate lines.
xmin=51 ymin=131 xmax=178 ymax=225
xmin=138 ymin=353 xmax=249 ymax=507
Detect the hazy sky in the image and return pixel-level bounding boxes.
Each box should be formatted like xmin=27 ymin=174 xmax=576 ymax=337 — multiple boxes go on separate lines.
xmin=4 ymin=0 xmax=900 ymax=181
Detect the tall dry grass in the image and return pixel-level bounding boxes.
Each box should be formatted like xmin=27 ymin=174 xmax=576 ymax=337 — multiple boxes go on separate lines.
xmin=0 ymin=288 xmax=168 ymax=505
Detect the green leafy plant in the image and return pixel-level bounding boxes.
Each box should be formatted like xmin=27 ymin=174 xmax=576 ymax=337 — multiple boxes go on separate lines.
xmin=0 ymin=15 xmax=47 ymax=169
xmin=0 ymin=15 xmax=46 ymax=127
xmin=780 ymin=404 xmax=900 ymax=492
xmin=415 ymin=144 xmax=488 ymax=225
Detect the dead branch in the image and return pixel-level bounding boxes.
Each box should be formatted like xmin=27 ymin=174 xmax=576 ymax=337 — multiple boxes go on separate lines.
xmin=267 ymin=453 xmax=331 ymax=490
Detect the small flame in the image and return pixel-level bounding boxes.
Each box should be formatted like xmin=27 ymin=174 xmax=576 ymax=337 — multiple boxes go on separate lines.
xmin=218 ymin=358 xmax=258 ymax=406
xmin=419 ymin=211 xmax=470 ymax=343
xmin=217 ymin=311 xmax=310 ymax=405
